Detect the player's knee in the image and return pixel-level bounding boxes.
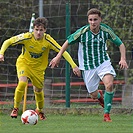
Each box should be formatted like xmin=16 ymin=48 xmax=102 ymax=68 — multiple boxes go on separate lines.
xmin=90 ymin=92 xmax=97 ymax=100
xmin=34 ymin=87 xmax=43 ymax=92
xmin=106 ymin=82 xmax=113 ymax=92
xmin=16 ymin=81 xmax=27 ymax=91
xmin=34 ymin=86 xmax=43 ymax=92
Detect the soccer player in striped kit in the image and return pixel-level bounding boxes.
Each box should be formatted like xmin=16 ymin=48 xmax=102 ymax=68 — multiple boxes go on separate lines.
xmin=0 ymin=17 xmax=80 ymax=120
xmin=49 ymin=8 xmax=128 ymax=122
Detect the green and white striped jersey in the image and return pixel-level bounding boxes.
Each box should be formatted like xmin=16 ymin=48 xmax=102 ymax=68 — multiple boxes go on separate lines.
xmin=67 ymin=23 xmax=122 ymax=70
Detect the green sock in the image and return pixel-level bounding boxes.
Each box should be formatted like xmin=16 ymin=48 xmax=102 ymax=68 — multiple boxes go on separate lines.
xmin=104 ymin=91 xmax=114 ymax=113
xmin=97 ymin=92 xmax=101 ymax=99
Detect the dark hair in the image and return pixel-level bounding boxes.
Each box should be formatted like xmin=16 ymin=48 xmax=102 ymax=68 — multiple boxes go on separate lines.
xmin=33 ymin=17 xmax=48 ymax=29
xmin=87 ymin=8 xmax=101 ymax=17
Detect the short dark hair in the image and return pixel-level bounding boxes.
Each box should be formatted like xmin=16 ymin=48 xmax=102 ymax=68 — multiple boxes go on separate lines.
xmin=87 ymin=8 xmax=101 ymax=17
xmin=33 ymin=17 xmax=48 ymax=29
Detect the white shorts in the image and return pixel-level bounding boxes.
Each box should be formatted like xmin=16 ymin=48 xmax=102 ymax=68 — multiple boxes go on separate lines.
xmin=82 ymin=60 xmax=116 ymax=93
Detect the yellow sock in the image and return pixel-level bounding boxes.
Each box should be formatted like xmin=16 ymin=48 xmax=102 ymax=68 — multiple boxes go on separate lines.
xmin=14 ymin=81 xmax=27 ymax=108
xmin=34 ymin=90 xmax=44 ymax=112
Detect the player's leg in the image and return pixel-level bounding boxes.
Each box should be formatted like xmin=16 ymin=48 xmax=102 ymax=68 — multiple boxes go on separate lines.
xmin=33 ymin=86 xmax=46 ymax=120
xmin=11 ymin=76 xmax=28 ymax=118
xmin=34 ymin=87 xmax=44 ymax=112
xmin=98 ymin=61 xmax=116 ymax=122
xmin=97 ymin=89 xmax=104 ymax=108
xmin=102 ymin=74 xmax=114 ymax=122
xmin=82 ymin=69 xmax=104 ymax=107
xmin=31 ymin=70 xmax=46 ymax=120
xmin=89 ymin=90 xmax=104 ymax=108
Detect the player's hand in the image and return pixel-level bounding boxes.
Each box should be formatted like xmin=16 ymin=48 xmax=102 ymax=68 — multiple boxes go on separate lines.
xmin=49 ymin=56 xmax=61 ymax=68
xmin=73 ymin=67 xmax=81 ymax=77
xmin=0 ymin=54 xmax=4 ymax=61
xmin=119 ymin=59 xmax=128 ymax=69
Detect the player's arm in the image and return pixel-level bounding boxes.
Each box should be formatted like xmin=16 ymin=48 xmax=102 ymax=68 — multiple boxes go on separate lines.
xmin=49 ymin=40 xmax=70 ymax=68
xmin=107 ymin=29 xmax=128 ymax=69
xmin=61 ymin=41 xmax=81 ymax=77
xmin=49 ymin=27 xmax=82 ymax=68
xmin=0 ymin=33 xmax=31 ymax=62
xmin=50 ymin=40 xmax=69 ymax=68
xmin=0 ymin=39 xmax=12 ymax=61
xmin=49 ymin=40 xmax=81 ymax=77
xmin=118 ymin=43 xmax=128 ymax=69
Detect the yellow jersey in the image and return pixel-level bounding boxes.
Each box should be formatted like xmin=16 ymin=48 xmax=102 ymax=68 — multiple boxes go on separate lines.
xmin=0 ymin=32 xmax=77 ymax=72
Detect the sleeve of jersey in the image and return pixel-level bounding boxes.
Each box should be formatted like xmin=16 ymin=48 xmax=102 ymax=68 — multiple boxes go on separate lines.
xmin=109 ymin=33 xmax=123 ymax=46
xmin=67 ymin=25 xmax=89 ymax=45
xmin=107 ymin=26 xmax=123 ymax=46
xmin=67 ymin=33 xmax=80 ymax=45
xmin=0 ymin=33 xmax=31 ymax=55
xmin=62 ymin=51 xmax=77 ymax=69
xmin=46 ymin=34 xmax=77 ymax=69
xmin=0 ymin=39 xmax=12 ymax=55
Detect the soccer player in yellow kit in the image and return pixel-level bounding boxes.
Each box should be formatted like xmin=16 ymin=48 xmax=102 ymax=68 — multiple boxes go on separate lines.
xmin=0 ymin=17 xmax=80 ymax=120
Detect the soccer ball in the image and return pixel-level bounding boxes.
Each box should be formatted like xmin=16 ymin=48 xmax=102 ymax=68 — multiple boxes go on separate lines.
xmin=21 ymin=110 xmax=38 ymax=125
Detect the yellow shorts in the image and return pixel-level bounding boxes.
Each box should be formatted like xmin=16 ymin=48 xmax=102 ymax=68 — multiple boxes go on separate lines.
xmin=16 ymin=58 xmax=44 ymax=89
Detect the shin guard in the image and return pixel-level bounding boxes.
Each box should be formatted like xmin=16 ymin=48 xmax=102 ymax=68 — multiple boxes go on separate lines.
xmin=104 ymin=91 xmax=114 ymax=113
xmin=34 ymin=90 xmax=44 ymax=111
xmin=14 ymin=81 xmax=27 ymax=108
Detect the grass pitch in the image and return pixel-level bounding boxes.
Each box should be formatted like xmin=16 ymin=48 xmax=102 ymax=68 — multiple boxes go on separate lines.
xmin=0 ymin=113 xmax=132 ymax=133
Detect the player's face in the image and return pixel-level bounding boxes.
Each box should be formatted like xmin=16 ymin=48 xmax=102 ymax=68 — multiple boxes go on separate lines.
xmin=88 ymin=14 xmax=101 ymax=34
xmin=33 ymin=25 xmax=46 ymax=40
